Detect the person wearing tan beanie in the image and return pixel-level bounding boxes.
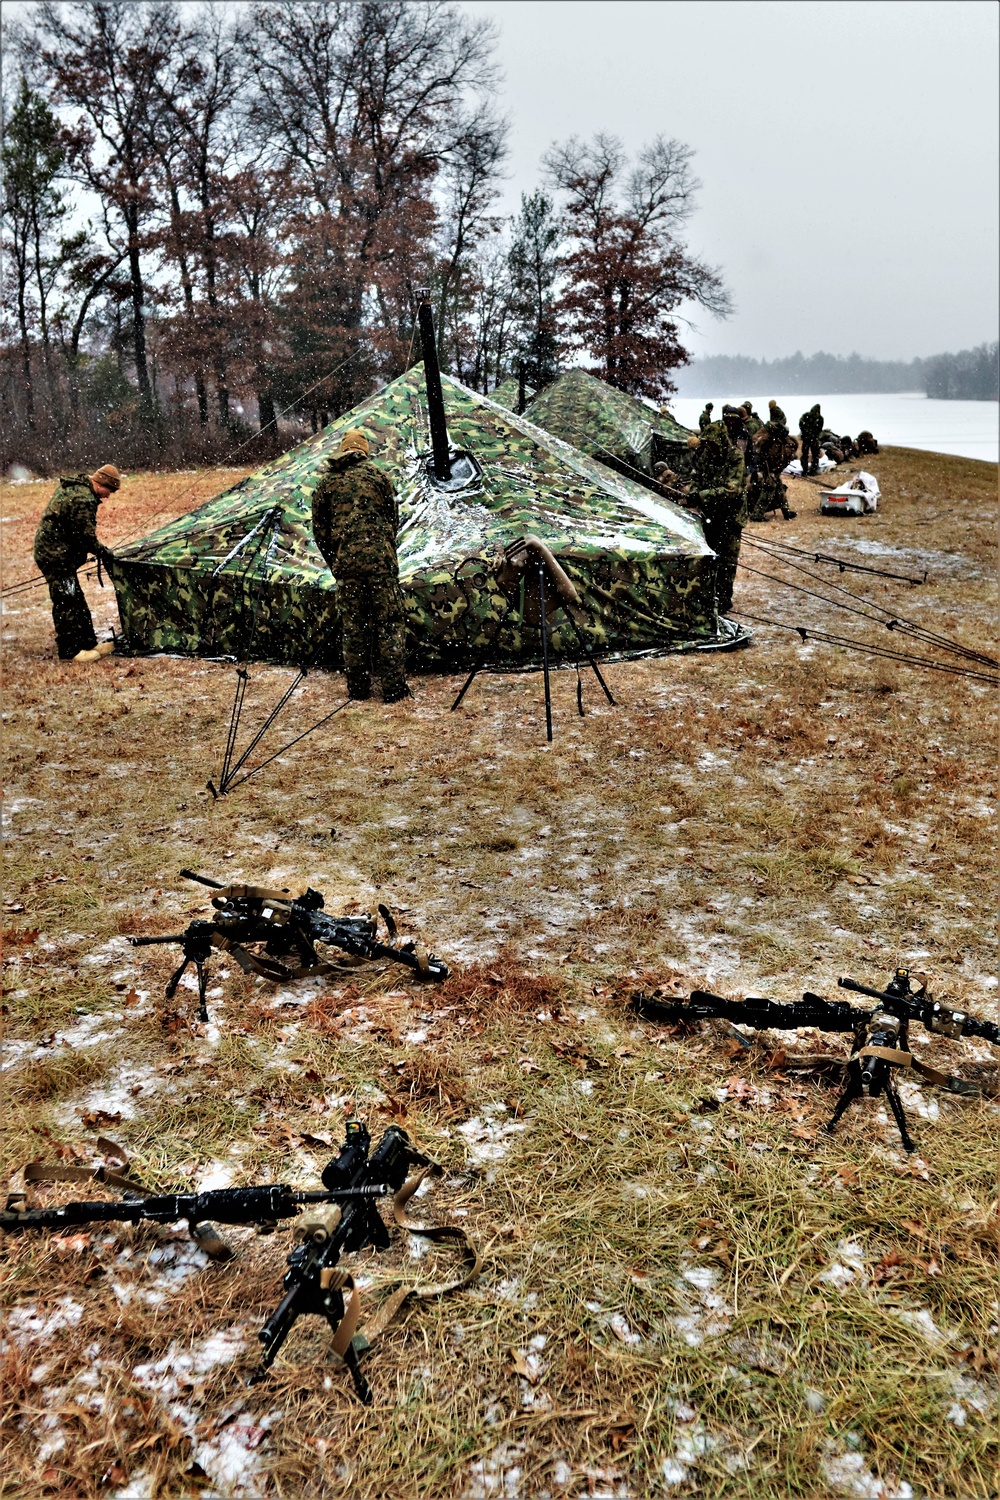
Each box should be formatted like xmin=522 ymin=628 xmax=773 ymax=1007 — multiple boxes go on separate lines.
xmin=33 ymin=464 xmax=120 ymax=661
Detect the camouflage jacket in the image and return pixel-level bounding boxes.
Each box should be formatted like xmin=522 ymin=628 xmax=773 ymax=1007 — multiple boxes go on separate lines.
xmin=799 ymin=408 xmax=824 ymax=440
xmin=756 ymin=422 xmax=796 ymax=475
xmin=768 ymin=403 xmax=787 ymax=426
xmin=686 ymin=423 xmax=747 ymax=526
xmin=310 ymin=452 xmax=399 ymax=578
xmin=33 ymin=475 xmax=103 ymax=574
xmin=698 ymin=404 xmax=714 ymax=431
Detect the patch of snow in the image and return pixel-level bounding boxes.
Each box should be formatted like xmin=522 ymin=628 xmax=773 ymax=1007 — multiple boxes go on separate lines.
xmin=819 ymin=1240 xmax=868 ymax=1289
xmin=458 ymin=1104 xmax=526 ymax=1167
xmin=493 ymin=1277 xmax=539 ymax=1311
xmin=892 ymin=1307 xmax=949 ymax=1346
xmin=129 ymin=1328 xmax=277 ymax=1494
xmin=672 ymin=1262 xmax=732 ymax=1346
xmin=608 ymin=1313 xmax=642 ymax=1347
xmin=820 ymin=1442 xmax=913 ymax=1499
xmin=55 ymin=1062 xmax=165 ymax=1124
xmin=464 ymin=1441 xmax=525 ymax=1499
xmin=110 ymin=1475 xmax=155 ymax=1500
xmin=5 ymin=1296 xmax=85 ymax=1343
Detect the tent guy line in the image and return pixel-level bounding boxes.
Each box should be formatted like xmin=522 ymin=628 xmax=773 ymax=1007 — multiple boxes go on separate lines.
xmin=732 ymin=611 xmax=998 ymax=686
xmin=737 ymin=546 xmax=996 ymax=669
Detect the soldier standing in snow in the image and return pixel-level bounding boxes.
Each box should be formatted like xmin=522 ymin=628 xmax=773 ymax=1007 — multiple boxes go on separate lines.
xmin=799 ymin=404 xmax=824 ymax=475
xmin=682 ymin=421 xmax=746 ymax=616
xmin=310 ymin=429 xmax=410 ymax=703
xmin=33 ymin=464 xmax=120 ymax=661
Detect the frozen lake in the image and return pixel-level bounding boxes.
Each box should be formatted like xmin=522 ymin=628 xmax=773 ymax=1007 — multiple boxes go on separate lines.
xmin=667 ymin=391 xmax=998 ymax=464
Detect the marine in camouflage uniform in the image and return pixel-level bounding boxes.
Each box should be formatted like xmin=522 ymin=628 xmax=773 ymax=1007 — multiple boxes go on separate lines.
xmin=750 ymin=402 xmax=796 ymax=521
xmin=681 ymin=422 xmax=746 ymax=614
xmin=798 ymin=404 xmax=824 ymax=475
xmin=722 ymin=406 xmax=762 ymax=524
xmin=310 ymin=428 xmax=409 ymax=702
xmin=698 ymin=401 xmax=714 ymax=432
xmin=33 ymin=466 xmax=119 ymax=660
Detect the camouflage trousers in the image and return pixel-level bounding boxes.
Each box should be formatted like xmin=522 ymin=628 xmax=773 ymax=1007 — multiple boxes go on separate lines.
xmin=703 ymin=520 xmax=743 ymax=615
xmin=749 ymin=473 xmax=788 ymax=521
xmin=801 ymin=437 xmax=821 ymax=475
xmin=338 ymin=572 xmax=409 ymax=701
xmin=44 ymin=572 xmax=97 ymax=659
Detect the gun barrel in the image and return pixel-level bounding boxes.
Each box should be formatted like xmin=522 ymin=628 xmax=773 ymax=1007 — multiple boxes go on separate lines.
xmin=838 ymin=977 xmax=893 ymax=1003
xmin=180 ymin=869 xmax=226 ymax=890
xmin=129 ymin=933 xmax=186 ymax=947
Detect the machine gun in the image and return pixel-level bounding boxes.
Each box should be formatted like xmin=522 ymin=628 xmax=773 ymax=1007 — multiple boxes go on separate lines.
xmin=633 ymin=969 xmax=998 ymax=1152
xmin=2 ymin=1122 xmax=477 ymax=1402
xmin=129 ymin=870 xmax=449 ymax=1021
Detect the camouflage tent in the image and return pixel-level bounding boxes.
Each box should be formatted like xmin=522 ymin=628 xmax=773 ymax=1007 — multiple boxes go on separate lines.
xmin=109 ymin=365 xmax=723 ymax=672
xmin=487 ymin=376 xmax=535 ymax=412
xmin=525 ymin=368 xmax=692 ymax=487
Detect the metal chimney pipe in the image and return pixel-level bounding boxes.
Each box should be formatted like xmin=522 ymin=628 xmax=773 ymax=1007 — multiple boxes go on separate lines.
xmin=417 ymin=299 xmax=451 ymax=481
xmin=516 ymin=360 xmax=527 ymax=415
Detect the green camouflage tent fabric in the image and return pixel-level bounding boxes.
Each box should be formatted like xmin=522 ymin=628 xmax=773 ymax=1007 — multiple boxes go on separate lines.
xmin=488 ymin=377 xmax=535 ymax=412
xmin=525 ymin=368 xmax=692 ymax=488
xmin=109 ymin=365 xmax=722 ymax=671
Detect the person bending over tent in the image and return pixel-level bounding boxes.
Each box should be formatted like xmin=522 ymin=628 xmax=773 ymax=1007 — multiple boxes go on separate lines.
xmin=310 ymin=429 xmax=410 ymax=703
xmin=33 ymin=464 xmax=120 ymax=662
xmin=659 ymin=422 xmax=746 ymax=616
xmin=750 ymin=403 xmax=797 ymax=522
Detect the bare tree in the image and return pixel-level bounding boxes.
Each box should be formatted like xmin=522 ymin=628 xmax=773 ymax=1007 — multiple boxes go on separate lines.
xmin=32 ymin=0 xmax=180 ymax=415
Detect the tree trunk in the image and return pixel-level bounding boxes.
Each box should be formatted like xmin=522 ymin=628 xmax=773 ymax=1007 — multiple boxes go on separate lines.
xmin=16 ymin=272 xmax=35 ymax=430
xmin=125 ymin=202 xmax=154 ymax=410
xmin=167 ymin=179 xmax=209 ymax=426
xmin=257 ymin=387 xmax=276 ymax=431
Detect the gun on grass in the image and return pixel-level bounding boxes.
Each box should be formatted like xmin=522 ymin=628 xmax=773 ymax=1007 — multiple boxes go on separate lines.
xmin=2 ymin=1122 xmax=436 ymax=1404
xmin=130 ymin=869 xmax=449 ymax=1022
xmin=633 ymin=969 xmax=998 ymax=1152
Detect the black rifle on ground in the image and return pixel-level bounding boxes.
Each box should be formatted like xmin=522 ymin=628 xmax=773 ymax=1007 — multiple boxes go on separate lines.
xmin=129 ymin=870 xmax=449 ymax=1021
xmin=2 ymin=1122 xmax=476 ymax=1402
xmin=633 ymin=969 xmax=998 ymax=1152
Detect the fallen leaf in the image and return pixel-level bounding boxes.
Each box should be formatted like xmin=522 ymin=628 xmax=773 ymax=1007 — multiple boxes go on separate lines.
xmin=510 ymin=1348 xmax=540 ymax=1384
xmin=80 ymin=1109 xmax=122 ymax=1128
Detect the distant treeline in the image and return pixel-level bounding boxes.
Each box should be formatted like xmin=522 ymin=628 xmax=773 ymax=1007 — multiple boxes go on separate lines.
xmin=677 ymin=344 xmax=999 ymax=400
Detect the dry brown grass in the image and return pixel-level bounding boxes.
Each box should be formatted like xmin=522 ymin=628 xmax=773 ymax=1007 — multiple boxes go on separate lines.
xmin=1 ymin=447 xmax=997 ymax=1498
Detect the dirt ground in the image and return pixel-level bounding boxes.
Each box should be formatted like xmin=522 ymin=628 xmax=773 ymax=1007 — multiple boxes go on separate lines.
xmin=1 ymin=447 xmax=997 ymax=1500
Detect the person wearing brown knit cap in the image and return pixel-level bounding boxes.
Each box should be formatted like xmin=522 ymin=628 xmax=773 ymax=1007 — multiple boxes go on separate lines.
xmin=311 ymin=430 xmax=410 ymax=703
xmin=33 ymin=464 xmax=121 ymax=661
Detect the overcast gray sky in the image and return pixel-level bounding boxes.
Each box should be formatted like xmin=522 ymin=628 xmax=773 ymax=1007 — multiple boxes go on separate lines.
xmin=462 ymin=0 xmax=999 ymax=362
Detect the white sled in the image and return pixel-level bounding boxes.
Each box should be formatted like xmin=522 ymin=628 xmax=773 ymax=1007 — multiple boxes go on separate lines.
xmin=819 ymin=471 xmax=880 ymax=516
xmin=783 ymin=453 xmax=837 ymax=476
